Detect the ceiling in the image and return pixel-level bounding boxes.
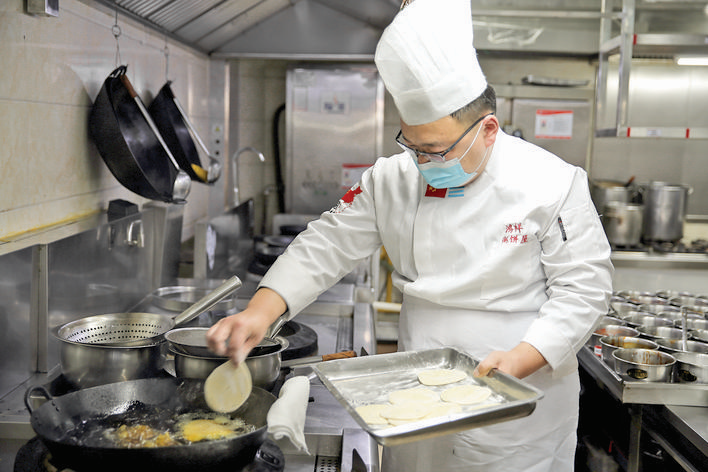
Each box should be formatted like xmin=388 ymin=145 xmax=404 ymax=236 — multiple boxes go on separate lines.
xmin=92 ymin=0 xmax=708 ymax=58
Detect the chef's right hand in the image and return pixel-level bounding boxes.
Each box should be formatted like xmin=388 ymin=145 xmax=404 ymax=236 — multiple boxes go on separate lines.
xmin=206 ymin=287 xmax=287 ymax=365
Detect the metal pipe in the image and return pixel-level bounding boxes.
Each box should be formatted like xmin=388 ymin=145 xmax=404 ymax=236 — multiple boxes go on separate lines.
xmin=231 ymin=146 xmax=265 ymax=207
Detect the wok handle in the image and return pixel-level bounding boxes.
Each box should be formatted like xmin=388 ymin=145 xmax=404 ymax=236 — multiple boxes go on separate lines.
xmin=24 ymin=385 xmax=54 ymax=414
xmin=118 ymin=74 xmax=183 ymax=173
xmin=173 ymin=275 xmax=243 ymax=327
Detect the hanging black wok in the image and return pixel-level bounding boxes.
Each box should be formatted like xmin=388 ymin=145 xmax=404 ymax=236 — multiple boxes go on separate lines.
xmin=88 ymin=66 xmax=190 ymax=203
xmin=24 ymin=378 xmax=275 ymax=472
xmin=149 ymin=81 xmax=222 ymax=184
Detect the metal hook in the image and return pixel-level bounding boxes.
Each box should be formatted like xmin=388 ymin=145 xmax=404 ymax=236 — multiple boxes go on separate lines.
xmin=112 ymin=9 xmax=122 ymax=67
xmin=163 ymin=41 xmax=170 ymax=82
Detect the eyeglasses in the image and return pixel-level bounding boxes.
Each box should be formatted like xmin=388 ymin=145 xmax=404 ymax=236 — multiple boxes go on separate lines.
xmin=395 ymin=113 xmax=493 ymax=163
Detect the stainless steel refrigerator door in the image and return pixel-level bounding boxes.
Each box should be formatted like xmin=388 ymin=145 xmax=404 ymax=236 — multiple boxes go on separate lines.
xmin=286 ymin=65 xmax=384 ymax=214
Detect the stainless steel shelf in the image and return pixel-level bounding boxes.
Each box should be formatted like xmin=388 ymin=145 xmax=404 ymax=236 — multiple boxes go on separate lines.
xmin=600 ymin=33 xmax=708 ymax=57
xmin=578 ymin=346 xmax=708 ymax=406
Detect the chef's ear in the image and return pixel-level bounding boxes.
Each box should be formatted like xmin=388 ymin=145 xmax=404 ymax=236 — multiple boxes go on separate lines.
xmin=481 ymin=114 xmax=499 ymax=146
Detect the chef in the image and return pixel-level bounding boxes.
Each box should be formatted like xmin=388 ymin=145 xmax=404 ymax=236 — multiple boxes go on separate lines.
xmin=207 ymin=0 xmax=613 ymax=470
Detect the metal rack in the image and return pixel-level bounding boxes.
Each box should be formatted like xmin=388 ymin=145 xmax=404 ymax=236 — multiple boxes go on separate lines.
xmin=595 ymin=0 xmax=708 ymax=138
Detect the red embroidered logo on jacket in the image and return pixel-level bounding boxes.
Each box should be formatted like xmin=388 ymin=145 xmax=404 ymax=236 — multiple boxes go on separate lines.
xmin=501 ymin=222 xmax=529 ymax=245
xmin=424 ymin=185 xmax=447 ymax=198
xmin=330 ymin=185 xmax=362 ymax=214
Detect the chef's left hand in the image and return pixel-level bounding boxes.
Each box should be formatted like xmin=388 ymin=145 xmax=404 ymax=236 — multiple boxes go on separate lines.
xmin=473 ymin=342 xmax=547 ymax=379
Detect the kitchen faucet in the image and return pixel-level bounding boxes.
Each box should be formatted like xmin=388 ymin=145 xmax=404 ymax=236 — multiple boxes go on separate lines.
xmin=231 ymin=146 xmax=265 ymax=207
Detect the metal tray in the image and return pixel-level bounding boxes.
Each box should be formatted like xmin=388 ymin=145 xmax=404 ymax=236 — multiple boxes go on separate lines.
xmin=313 ymin=347 xmax=544 ymax=446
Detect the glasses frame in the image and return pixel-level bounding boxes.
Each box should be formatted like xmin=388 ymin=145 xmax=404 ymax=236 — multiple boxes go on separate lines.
xmin=396 ymin=113 xmax=493 ymax=163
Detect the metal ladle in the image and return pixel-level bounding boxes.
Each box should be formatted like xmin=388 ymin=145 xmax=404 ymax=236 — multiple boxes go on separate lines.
xmin=119 ymin=74 xmax=191 ymax=202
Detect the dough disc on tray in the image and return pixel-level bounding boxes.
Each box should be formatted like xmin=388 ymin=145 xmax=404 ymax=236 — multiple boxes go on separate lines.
xmin=388 ymin=387 xmax=439 ymax=405
xmin=355 ymin=404 xmax=390 ymax=425
xmin=441 ymin=385 xmax=492 ymax=405
xmin=417 ymin=368 xmax=467 ymax=386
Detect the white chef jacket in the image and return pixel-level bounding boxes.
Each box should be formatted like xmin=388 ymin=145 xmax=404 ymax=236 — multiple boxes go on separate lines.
xmin=260 ymin=130 xmax=613 ymax=471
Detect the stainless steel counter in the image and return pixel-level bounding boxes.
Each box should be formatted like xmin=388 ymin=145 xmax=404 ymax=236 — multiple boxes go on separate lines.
xmin=579 ymin=345 xmax=708 ymax=471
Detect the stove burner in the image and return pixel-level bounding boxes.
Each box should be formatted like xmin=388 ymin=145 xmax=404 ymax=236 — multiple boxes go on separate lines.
xmin=14 ymin=437 xmax=285 ymax=472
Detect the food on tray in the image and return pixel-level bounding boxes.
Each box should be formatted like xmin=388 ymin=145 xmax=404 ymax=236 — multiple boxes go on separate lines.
xmin=355 ymin=404 xmax=390 ymax=425
xmin=423 ymin=402 xmax=462 ymax=419
xmin=181 ymin=419 xmax=238 ymax=442
xmin=381 ymin=403 xmax=433 ymax=421
xmin=388 ymin=387 xmax=439 ymax=404
xmin=441 ymin=385 xmax=492 ymax=404
xmin=417 ymin=368 xmax=467 ymax=386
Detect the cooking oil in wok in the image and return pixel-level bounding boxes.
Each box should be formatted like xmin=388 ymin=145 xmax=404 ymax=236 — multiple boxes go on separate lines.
xmin=67 ymin=401 xmax=255 ymax=448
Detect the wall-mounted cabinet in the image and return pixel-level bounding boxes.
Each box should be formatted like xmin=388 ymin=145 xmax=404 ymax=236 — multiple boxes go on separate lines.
xmin=595 ymin=0 xmax=708 ymax=138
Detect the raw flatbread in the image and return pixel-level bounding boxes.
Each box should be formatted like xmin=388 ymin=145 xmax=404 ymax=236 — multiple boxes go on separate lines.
xmin=417 ymin=369 xmax=467 ymax=386
xmin=204 ymin=361 xmax=253 ymax=413
xmin=441 ymin=385 xmax=492 ymax=405
xmin=380 ymin=403 xmax=433 ymax=421
xmin=355 ymin=404 xmax=389 ymax=425
xmin=388 ymin=387 xmax=439 ymax=405
xmin=423 ymin=402 xmax=462 ymax=419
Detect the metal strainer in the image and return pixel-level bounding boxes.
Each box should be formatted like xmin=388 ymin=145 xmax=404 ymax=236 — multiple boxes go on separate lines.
xmin=53 ymin=276 xmax=242 ymax=347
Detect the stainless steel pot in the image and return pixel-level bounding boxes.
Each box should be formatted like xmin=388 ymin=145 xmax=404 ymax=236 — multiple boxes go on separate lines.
xmin=590 ymin=180 xmax=636 ymax=214
xmin=599 ymin=335 xmax=657 ymax=366
xmin=656 ymin=338 xmax=708 ymax=355
xmin=171 ymin=336 xmax=289 ymax=390
xmin=673 ymin=351 xmax=708 ymax=384
xmin=53 ymin=276 xmax=242 ymax=388
xmin=601 ymin=202 xmax=643 ymax=247
xmin=639 ymin=181 xmax=692 ymax=242
xmin=612 ymin=348 xmax=676 ymax=382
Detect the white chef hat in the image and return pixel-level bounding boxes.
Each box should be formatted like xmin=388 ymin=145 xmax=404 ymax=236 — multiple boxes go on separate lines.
xmin=375 ymin=0 xmax=487 ymax=126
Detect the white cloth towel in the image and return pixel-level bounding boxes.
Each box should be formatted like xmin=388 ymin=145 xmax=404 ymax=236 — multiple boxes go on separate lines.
xmin=267 ymin=376 xmax=310 ymax=454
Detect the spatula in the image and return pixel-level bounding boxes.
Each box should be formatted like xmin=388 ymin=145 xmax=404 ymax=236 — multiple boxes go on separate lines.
xmin=204 ymin=359 xmax=253 ymax=413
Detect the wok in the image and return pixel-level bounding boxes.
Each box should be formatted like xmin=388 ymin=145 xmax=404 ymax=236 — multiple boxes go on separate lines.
xmin=24 ymin=378 xmax=275 ymax=472
xmin=89 ymin=65 xmax=191 ymax=203
xmin=149 ymin=81 xmax=222 ymax=183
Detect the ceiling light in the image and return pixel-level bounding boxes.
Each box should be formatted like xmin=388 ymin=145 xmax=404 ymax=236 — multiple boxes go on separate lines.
xmin=676 ymin=56 xmax=708 ymax=66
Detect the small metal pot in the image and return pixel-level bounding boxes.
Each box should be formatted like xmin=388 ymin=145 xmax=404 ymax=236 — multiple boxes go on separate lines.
xmin=654 ymin=311 xmax=703 ymax=326
xmin=690 ymin=329 xmax=708 ymax=343
xmin=641 ymin=304 xmax=679 ymax=315
xmin=622 ymin=313 xmax=673 ymax=329
xmin=611 ymin=301 xmax=639 ymax=317
xmin=616 ymin=290 xmax=659 ymax=305
xmin=171 ymin=336 xmax=289 ymax=390
xmin=613 ymin=348 xmax=676 ymax=382
xmin=599 ymin=335 xmax=657 ymax=366
xmin=590 ymin=180 xmax=636 ymax=213
xmin=638 ymin=326 xmax=689 ymax=341
xmin=679 ymin=318 xmax=708 ymax=331
xmin=656 ymin=338 xmax=708 ymax=355
xmin=673 ymin=351 xmax=708 ymax=384
xmin=588 ymin=325 xmax=639 ymax=356
xmin=639 ymin=181 xmax=691 ymax=243
xmin=601 ymin=202 xmax=643 ymax=247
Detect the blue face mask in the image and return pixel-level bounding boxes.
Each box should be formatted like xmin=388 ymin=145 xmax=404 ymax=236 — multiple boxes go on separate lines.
xmin=413 ymin=124 xmax=489 ymax=189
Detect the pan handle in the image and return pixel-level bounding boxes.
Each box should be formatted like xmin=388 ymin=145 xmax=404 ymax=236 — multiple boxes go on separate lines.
xmin=24 ymin=385 xmax=54 ymax=414
xmin=173 ymin=275 xmax=243 ymax=327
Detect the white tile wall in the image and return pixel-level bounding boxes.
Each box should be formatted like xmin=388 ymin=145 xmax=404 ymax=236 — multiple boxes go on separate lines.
xmin=0 ymin=0 xmax=221 ymax=242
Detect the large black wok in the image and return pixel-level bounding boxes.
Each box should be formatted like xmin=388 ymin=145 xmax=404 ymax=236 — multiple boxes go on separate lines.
xmin=24 ymin=378 xmax=275 ymax=472
xmin=89 ymin=65 xmax=190 ymax=203
xmin=149 ymin=81 xmax=221 ymax=183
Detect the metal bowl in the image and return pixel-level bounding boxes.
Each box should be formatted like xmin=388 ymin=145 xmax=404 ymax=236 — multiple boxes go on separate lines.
xmin=690 ymin=329 xmax=708 ymax=343
xmin=589 ymin=325 xmax=639 ymax=348
xmin=170 ymin=335 xmax=289 ymax=389
xmin=612 ymin=348 xmax=676 ymax=382
xmin=599 ymin=335 xmax=657 ymax=366
xmin=610 ymin=301 xmax=638 ymax=317
xmin=673 ymin=351 xmax=708 ymax=384
xmin=656 ymin=338 xmax=708 ymax=355
xmin=669 ymin=296 xmax=708 ymax=308
xmin=680 ymin=318 xmax=708 ymax=331
xmin=638 ymin=325 xmax=691 ymax=341
xmin=616 ymin=290 xmax=658 ymax=305
xmin=656 ymin=290 xmax=694 ymax=300
xmin=165 ymin=327 xmax=215 ymax=357
xmin=641 ymin=304 xmax=679 ymax=315
xmin=656 ymin=310 xmax=703 ymax=326
xmin=622 ymin=313 xmax=672 ymax=328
